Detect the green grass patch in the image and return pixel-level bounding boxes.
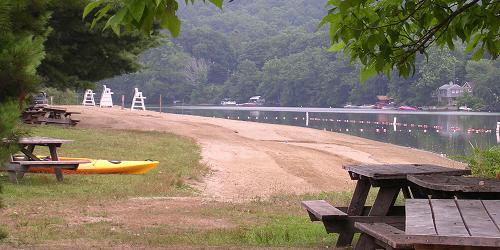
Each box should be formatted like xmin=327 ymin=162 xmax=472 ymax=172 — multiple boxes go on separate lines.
xmin=1 ymin=126 xmax=207 ymax=204
xmin=140 ymin=215 xmax=337 ymax=247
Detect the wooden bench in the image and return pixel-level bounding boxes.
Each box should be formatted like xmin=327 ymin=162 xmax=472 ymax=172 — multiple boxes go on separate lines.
xmin=35 ymin=117 xmax=79 ymax=126
xmin=7 ymin=160 xmax=87 ymax=182
xmin=354 ymin=199 xmax=500 ymax=250
xmin=302 ymin=200 xmax=405 ymax=234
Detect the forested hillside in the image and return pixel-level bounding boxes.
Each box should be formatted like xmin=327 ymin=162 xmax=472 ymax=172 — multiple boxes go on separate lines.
xmin=101 ymin=0 xmax=499 ymax=110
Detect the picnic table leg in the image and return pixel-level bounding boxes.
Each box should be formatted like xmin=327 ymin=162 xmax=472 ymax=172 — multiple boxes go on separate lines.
xmin=49 ymin=145 xmax=63 ymax=181
xmin=355 ymin=186 xmax=401 ymax=250
xmin=8 ymin=171 xmax=18 ymax=183
xmin=336 ymin=178 xmax=371 ymax=247
xmin=7 ymin=163 xmax=19 ymax=183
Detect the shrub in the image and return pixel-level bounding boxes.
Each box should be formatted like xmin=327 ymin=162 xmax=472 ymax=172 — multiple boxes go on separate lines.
xmin=0 ymin=101 xmax=24 ymax=162
xmin=464 ymin=145 xmax=500 ymax=178
xmin=42 ymin=87 xmax=79 ymax=105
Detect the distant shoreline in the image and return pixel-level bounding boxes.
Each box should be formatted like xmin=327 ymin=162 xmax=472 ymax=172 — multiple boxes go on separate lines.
xmin=161 ymin=105 xmax=500 ymax=116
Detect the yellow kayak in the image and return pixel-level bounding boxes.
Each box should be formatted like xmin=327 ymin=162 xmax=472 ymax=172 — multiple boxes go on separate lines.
xmin=30 ymin=156 xmax=159 ymax=175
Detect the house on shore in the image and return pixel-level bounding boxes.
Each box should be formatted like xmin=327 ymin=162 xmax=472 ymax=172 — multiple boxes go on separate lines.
xmin=435 ymin=81 xmax=473 ymax=106
xmin=376 ymin=95 xmax=393 ymax=108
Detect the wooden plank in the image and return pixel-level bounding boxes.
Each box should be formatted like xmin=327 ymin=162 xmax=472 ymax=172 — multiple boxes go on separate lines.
xmin=20 ymin=147 xmax=41 ymax=161
xmin=354 ymin=223 xmax=413 ymax=249
xmin=456 ymin=200 xmax=500 ymax=237
xmin=356 ymin=222 xmax=500 ymax=248
xmin=369 ymin=186 xmax=401 ymax=216
xmin=347 ymin=178 xmax=371 ymax=215
xmin=49 ymin=145 xmax=63 ymax=182
xmin=324 ymin=216 xmax=405 ymax=232
xmin=301 ymin=200 xmax=347 ymax=221
xmin=430 ymin=199 xmax=469 ymax=236
xmin=406 ymin=199 xmax=437 ymax=235
xmin=19 ymin=137 xmax=73 ymax=145
xmin=356 ymin=186 xmax=401 ymax=249
xmin=482 ymin=200 xmax=500 ymax=232
xmin=356 ymin=223 xmax=500 ymax=249
xmin=408 ymin=175 xmax=500 ymax=193
xmin=337 ymin=178 xmax=371 ymax=247
xmin=337 ymin=205 xmax=406 ymax=216
xmin=342 ymin=164 xmax=469 ymax=180
xmin=11 ymin=160 xmax=88 ymax=165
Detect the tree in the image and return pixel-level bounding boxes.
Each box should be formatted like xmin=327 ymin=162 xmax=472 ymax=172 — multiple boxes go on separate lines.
xmin=0 ymin=0 xmax=50 ymax=104
xmin=0 ymin=0 xmax=51 ymax=202
xmin=465 ymin=59 xmax=500 ymax=110
xmin=224 ymin=60 xmax=262 ymax=103
xmin=87 ymin=0 xmax=499 ymax=80
xmin=322 ymin=0 xmax=498 ymax=79
xmin=410 ymin=47 xmax=458 ymax=106
xmin=40 ymin=0 xmax=159 ymax=90
xmin=175 ymin=28 xmax=236 ymax=84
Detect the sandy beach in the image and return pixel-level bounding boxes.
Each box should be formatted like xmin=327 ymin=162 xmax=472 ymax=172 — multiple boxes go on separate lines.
xmin=70 ymin=106 xmax=465 ymax=201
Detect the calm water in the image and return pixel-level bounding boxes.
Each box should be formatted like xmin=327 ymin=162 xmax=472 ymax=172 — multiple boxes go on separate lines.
xmin=153 ymin=106 xmax=500 ymax=157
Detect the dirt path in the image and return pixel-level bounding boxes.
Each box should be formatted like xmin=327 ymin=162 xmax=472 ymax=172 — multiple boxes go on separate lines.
xmin=69 ymin=106 xmax=465 ymax=201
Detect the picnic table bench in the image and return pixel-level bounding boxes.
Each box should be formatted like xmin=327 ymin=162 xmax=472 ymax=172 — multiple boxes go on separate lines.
xmin=5 ymin=137 xmax=89 ymax=182
xmin=302 ymin=164 xmax=471 ymax=248
xmin=355 ymin=199 xmax=500 ymax=249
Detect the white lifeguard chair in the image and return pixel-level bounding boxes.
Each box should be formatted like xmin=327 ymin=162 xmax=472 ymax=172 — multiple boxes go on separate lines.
xmin=82 ymin=89 xmax=96 ymax=106
xmin=130 ymin=88 xmax=147 ymax=111
xmin=99 ymin=85 xmax=114 ymax=108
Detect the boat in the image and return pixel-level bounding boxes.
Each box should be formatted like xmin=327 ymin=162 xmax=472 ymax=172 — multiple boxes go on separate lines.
xmin=459 ymin=106 xmax=472 ymax=111
xmin=360 ymin=104 xmax=376 ymax=109
xmin=220 ymin=98 xmax=237 ymax=106
xmin=29 ymin=156 xmax=159 ymax=174
xmin=238 ymin=96 xmax=265 ymax=106
xmin=398 ymin=106 xmax=418 ymax=111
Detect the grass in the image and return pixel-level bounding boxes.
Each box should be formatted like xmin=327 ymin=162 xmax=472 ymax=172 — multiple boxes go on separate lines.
xmin=463 ymin=145 xmax=500 ymax=178
xmin=0 ymin=125 xmax=369 ymax=248
xmin=2 ymin=192 xmax=347 ymax=248
xmin=1 ymin=126 xmax=207 ymax=205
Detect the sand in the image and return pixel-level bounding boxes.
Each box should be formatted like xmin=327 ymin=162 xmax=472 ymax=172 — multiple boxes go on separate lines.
xmin=68 ymin=106 xmax=465 ymax=201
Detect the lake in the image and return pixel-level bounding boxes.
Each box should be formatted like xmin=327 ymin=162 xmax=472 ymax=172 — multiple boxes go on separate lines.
xmin=154 ymin=106 xmax=500 ymax=157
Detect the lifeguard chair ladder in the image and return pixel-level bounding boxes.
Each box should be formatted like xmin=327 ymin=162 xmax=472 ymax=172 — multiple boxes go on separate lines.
xmin=99 ymin=85 xmax=114 ymax=108
xmin=82 ymin=89 xmax=96 ymax=106
xmin=131 ymin=88 xmax=147 ymax=111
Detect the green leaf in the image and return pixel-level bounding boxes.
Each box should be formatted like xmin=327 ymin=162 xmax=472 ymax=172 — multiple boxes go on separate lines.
xmin=360 ymin=63 xmax=377 ymax=83
xmin=465 ymin=33 xmax=482 ymax=53
xmin=104 ymin=8 xmax=127 ymax=34
xmin=127 ymin=0 xmax=146 ymax=22
xmin=91 ymin=4 xmax=112 ymax=29
xmin=471 ymin=46 xmax=484 ymax=60
xmin=328 ymin=41 xmax=345 ymax=52
xmin=83 ymin=0 xmax=104 ymax=19
xmin=161 ymin=13 xmax=181 ymax=37
xmin=209 ymin=0 xmax=223 ymax=8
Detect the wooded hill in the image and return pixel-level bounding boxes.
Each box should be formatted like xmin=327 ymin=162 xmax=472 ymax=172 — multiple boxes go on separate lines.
xmin=100 ymin=0 xmax=500 ymax=111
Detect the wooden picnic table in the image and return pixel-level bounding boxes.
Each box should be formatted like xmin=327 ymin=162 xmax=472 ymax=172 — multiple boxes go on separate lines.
xmin=22 ymin=106 xmax=80 ymax=126
xmin=302 ymin=164 xmax=471 ymax=248
xmin=408 ymin=174 xmax=500 ymax=200
xmin=355 ymin=199 xmax=500 ymax=249
xmin=7 ymin=137 xmax=88 ymax=182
